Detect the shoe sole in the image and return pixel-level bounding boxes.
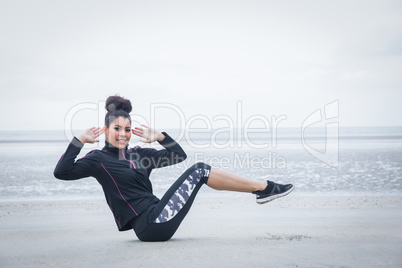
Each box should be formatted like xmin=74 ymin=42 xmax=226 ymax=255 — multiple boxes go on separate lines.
xmin=256 ymin=185 xmax=295 ymax=204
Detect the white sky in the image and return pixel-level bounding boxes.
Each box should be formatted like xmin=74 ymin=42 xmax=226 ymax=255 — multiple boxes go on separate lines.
xmin=1 ymin=0 xmax=401 ymax=131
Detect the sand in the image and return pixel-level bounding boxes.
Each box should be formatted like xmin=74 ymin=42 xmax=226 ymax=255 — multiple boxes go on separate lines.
xmin=1 ymin=194 xmax=402 ymax=267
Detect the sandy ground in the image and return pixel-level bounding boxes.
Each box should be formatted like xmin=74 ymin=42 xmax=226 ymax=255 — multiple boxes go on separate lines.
xmin=1 ymin=194 xmax=402 ymax=267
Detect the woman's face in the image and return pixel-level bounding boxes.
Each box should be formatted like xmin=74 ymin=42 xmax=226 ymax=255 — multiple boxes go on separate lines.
xmin=104 ymin=117 xmax=132 ymax=149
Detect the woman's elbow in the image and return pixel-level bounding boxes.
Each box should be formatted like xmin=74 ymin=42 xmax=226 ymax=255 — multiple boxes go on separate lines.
xmin=180 ymin=152 xmax=187 ymax=162
xmin=174 ymin=152 xmax=187 ymax=163
xmin=53 ymin=169 xmax=69 ymax=180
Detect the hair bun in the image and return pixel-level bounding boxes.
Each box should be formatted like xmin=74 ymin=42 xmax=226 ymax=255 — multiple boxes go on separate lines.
xmin=105 ymin=95 xmax=132 ymax=113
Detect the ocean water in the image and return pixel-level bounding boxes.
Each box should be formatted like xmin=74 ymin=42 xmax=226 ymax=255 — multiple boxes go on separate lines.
xmin=0 ymin=127 xmax=401 ymax=201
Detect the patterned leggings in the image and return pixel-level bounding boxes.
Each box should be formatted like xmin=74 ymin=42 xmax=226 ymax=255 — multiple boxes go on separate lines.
xmin=131 ymin=162 xmax=211 ymax=241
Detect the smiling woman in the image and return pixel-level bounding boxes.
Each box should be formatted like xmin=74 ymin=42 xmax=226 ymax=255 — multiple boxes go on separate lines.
xmin=103 ymin=95 xmax=133 ymax=149
xmin=105 ymin=116 xmax=132 ymax=149
xmin=54 ymin=94 xmax=294 ymax=241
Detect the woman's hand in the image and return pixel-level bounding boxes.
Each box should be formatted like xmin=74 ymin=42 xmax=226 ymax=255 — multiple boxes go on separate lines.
xmin=78 ymin=127 xmax=104 ymax=144
xmin=132 ymin=124 xmax=165 ymax=143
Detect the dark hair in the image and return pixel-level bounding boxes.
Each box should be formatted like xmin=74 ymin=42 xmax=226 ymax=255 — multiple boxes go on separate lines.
xmin=105 ymin=95 xmax=132 ymax=127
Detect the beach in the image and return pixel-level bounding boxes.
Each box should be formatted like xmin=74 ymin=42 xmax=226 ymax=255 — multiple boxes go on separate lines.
xmin=1 ymin=128 xmax=402 ymax=267
xmin=1 ymin=0 xmax=402 ymax=265
xmin=1 ymin=194 xmax=401 ymax=267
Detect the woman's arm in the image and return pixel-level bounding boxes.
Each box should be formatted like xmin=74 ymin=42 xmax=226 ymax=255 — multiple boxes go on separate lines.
xmin=132 ymin=125 xmax=166 ymax=143
xmin=53 ymin=127 xmax=104 ymax=180
xmin=132 ymin=125 xmax=187 ymax=169
xmin=78 ymin=127 xmax=104 ymax=144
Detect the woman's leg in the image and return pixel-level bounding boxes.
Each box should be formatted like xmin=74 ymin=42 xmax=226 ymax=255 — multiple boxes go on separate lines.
xmin=134 ymin=162 xmax=211 ymax=242
xmin=206 ymin=168 xmax=267 ymax=192
xmin=133 ymin=163 xmax=294 ymax=241
xmin=207 ymin=167 xmax=294 ymax=204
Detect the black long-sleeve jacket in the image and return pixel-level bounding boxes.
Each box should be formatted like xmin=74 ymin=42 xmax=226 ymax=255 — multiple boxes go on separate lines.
xmin=53 ymin=132 xmax=187 ymax=231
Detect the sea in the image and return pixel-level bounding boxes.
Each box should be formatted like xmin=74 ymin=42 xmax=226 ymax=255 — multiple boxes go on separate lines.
xmin=0 ymin=127 xmax=401 ymax=201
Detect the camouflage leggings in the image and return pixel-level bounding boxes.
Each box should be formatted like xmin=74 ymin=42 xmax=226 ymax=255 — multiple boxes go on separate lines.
xmin=132 ymin=162 xmax=211 ymax=241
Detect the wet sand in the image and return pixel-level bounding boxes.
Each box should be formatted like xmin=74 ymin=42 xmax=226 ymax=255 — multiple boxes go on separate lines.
xmin=1 ymin=194 xmax=402 ymax=267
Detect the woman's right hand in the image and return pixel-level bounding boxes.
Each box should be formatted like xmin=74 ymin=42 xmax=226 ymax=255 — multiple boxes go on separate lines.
xmin=78 ymin=127 xmax=104 ymax=144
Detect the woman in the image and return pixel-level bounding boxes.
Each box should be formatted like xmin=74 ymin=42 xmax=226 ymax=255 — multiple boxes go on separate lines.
xmin=54 ymin=95 xmax=294 ymax=241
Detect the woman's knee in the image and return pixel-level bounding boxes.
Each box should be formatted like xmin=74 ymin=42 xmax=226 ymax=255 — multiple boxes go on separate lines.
xmin=189 ymin=162 xmax=212 ymax=184
xmin=192 ymin=162 xmax=211 ymax=170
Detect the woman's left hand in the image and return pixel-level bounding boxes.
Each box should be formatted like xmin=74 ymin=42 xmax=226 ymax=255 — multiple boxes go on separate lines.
xmin=132 ymin=124 xmax=165 ymax=143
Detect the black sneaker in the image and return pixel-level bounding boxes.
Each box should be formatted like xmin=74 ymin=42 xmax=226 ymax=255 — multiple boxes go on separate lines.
xmin=253 ymin=180 xmax=294 ymax=204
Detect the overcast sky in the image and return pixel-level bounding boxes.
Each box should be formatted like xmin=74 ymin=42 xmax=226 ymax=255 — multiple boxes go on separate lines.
xmin=0 ymin=0 xmax=401 ymax=131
